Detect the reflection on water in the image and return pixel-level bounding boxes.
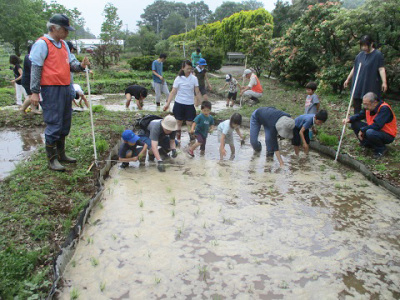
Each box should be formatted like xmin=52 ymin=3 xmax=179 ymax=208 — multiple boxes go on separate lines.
xmin=87 ymin=93 xmax=241 ymax=113
xmin=59 ymin=132 xmax=400 ymax=299
xmin=0 ymin=128 xmax=44 ymax=180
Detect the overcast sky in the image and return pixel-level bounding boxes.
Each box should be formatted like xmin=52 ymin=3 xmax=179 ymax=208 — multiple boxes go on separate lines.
xmin=45 ymin=0 xmax=278 ymax=36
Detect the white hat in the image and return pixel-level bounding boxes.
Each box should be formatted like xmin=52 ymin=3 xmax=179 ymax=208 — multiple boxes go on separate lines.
xmin=275 ymin=116 xmax=295 ymax=139
xmin=243 ymin=69 xmax=252 ymax=77
xmin=161 ymin=115 xmax=178 ymax=131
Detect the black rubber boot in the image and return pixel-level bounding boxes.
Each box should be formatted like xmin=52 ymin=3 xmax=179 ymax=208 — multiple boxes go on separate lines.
xmin=56 ymin=136 xmax=77 ymax=163
xmin=46 ymin=144 xmax=66 ymax=172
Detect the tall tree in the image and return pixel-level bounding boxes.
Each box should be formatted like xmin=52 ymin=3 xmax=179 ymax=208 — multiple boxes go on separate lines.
xmin=342 ymin=0 xmax=366 ymax=9
xmin=100 ymin=3 xmax=123 ymax=43
xmin=0 ymin=0 xmax=46 ymax=56
xmin=211 ymin=1 xmax=245 ymax=21
xmin=272 ymin=0 xmax=299 ymax=37
xmin=242 ymin=0 xmax=264 ymax=10
xmin=162 ymin=12 xmax=186 ymax=39
xmin=140 ymin=0 xmax=179 ymax=34
xmin=187 ymin=1 xmax=212 ymax=27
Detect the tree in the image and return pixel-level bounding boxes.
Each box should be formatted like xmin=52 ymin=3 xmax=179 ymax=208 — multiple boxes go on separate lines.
xmin=187 ymin=1 xmax=212 ymax=28
xmin=211 ymin=2 xmax=245 ymax=21
xmin=100 ymin=3 xmax=123 ymax=43
xmin=342 ymin=0 xmax=366 ymax=9
xmin=0 ymin=0 xmax=46 ymax=56
xmin=242 ymin=0 xmax=264 ymax=10
xmin=272 ymin=0 xmax=299 ymax=37
xmin=137 ymin=26 xmax=161 ymax=55
xmin=162 ymin=13 xmax=186 ymax=39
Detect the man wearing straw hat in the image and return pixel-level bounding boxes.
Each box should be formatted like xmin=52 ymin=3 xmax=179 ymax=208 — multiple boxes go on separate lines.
xmin=30 ymin=14 xmax=90 ymax=171
xmin=343 ymin=92 xmax=397 ymax=159
xmin=139 ymin=115 xmax=179 ymax=172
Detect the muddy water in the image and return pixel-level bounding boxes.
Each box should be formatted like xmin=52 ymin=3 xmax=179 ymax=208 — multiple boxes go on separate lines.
xmin=89 ymin=94 xmax=240 ymax=113
xmin=0 ymin=128 xmax=44 ymax=180
xmin=59 ymin=133 xmax=400 ymax=299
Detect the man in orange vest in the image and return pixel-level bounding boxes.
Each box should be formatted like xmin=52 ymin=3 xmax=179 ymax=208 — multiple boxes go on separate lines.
xmin=343 ymin=92 xmax=397 ymax=159
xmin=240 ymin=69 xmax=263 ymax=104
xmin=30 ymin=14 xmax=90 ymax=171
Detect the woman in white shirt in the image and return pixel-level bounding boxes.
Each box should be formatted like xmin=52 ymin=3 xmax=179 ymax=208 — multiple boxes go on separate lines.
xmin=164 ymin=60 xmax=203 ymax=144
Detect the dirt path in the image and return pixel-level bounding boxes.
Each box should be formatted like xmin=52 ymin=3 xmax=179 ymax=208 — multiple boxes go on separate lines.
xmin=58 ymin=134 xmax=400 ymax=299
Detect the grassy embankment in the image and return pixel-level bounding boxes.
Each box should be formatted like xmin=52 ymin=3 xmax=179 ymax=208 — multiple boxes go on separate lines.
xmin=0 ymin=62 xmax=398 ymax=298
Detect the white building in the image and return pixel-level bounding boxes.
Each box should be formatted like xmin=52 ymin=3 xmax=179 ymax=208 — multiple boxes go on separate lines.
xmin=74 ymin=39 xmax=124 ymax=53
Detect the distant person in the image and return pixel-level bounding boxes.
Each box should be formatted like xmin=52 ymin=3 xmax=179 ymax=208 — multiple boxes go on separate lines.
xmin=191 ymin=48 xmax=202 ymax=67
xmin=187 ymin=100 xmax=215 ymax=157
xmin=29 ymin=14 xmax=90 ymax=171
xmin=20 ymin=45 xmax=41 ymax=114
xmin=139 ymin=115 xmax=179 ymax=172
xmin=118 ymin=130 xmax=148 ymax=169
xmin=220 ymin=74 xmax=241 ymax=107
xmin=152 ymin=53 xmax=169 ymax=107
xmin=9 ymin=55 xmax=26 ymax=106
xmin=344 ymin=35 xmax=387 ymax=114
xmin=72 ymin=84 xmax=89 ymax=108
xmin=193 ymin=58 xmax=212 ymax=103
xmin=240 ymin=69 xmax=263 ymax=104
xmin=164 ymin=60 xmax=203 ymax=145
xmin=342 ymin=92 xmax=396 ymax=159
xmin=292 ymin=110 xmax=328 ymax=156
xmin=250 ymin=107 xmax=295 ymax=167
xmin=218 ymin=113 xmax=245 ymax=160
xmin=124 ymin=85 xmax=148 ymax=109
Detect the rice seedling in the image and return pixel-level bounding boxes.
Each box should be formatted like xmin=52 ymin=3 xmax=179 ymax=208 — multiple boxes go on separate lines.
xmin=86 ymin=237 xmax=94 ymax=245
xmin=198 ymin=265 xmax=208 ymax=281
xmin=330 ymin=175 xmax=336 ymax=180
xmin=319 ymin=165 xmax=326 ymax=172
xmin=70 ymin=287 xmax=79 ymax=300
xmin=139 ymin=200 xmax=144 ymax=208
xmin=113 ymin=179 xmax=119 ymax=185
xmin=90 ymin=257 xmax=99 ymax=267
xmin=134 ymin=231 xmax=140 ymax=238
xmin=279 ymin=280 xmax=289 ymax=289
xmin=154 ymin=276 xmax=162 ymax=284
xmin=210 ymin=240 xmax=219 ymax=246
xmin=176 ymin=221 xmax=185 ymax=239
xmin=170 ymin=197 xmax=176 ymax=206
xmin=334 ymin=183 xmax=341 ymax=189
xmin=140 ymin=214 xmax=144 ymax=222
xmin=171 ymin=210 xmax=175 ymax=217
xmin=71 ymin=260 xmax=76 ymax=268
xmin=100 ymin=281 xmax=106 ymax=292
xmin=112 ymin=234 xmax=117 ymax=240
xmin=203 ymin=222 xmax=207 ymax=229
xmin=166 ymin=187 xmax=172 ymax=193
xmin=147 ymin=250 xmax=152 ymax=258
xmin=346 ymin=172 xmax=354 ymax=178
xmin=98 ymin=203 xmax=104 ymax=209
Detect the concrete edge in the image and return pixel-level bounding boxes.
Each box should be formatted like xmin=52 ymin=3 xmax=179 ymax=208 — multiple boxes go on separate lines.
xmin=48 ymin=142 xmax=120 ymax=299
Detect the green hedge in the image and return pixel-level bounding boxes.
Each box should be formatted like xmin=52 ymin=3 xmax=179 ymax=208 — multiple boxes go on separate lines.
xmin=202 ymin=48 xmax=224 ymax=71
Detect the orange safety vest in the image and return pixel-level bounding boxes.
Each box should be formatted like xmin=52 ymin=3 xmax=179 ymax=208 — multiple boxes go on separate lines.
xmin=251 ymin=74 xmax=263 ymax=93
xmin=40 ymin=37 xmax=70 ymax=86
xmin=366 ymin=102 xmax=397 ymax=137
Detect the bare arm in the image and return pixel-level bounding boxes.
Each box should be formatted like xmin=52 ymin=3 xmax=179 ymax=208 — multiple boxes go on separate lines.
xmin=136 ymin=99 xmax=143 ymax=110
xmin=219 ymin=83 xmax=227 ymax=90
xmin=194 ymin=86 xmax=203 ymax=106
xmin=344 ymin=67 xmax=354 ymax=88
xmin=163 ymin=87 xmax=177 ymax=111
xmin=190 ymin=122 xmax=197 ymax=134
xmin=379 ymin=67 xmax=387 ymax=92
xmin=300 ymin=127 xmax=309 ymax=154
xmin=151 ymin=140 xmax=162 ymax=161
xmin=152 ymin=70 xmax=163 ymax=81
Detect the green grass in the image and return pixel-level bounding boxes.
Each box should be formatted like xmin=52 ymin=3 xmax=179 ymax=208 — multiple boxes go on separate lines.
xmin=0 ymin=109 xmax=133 ymax=298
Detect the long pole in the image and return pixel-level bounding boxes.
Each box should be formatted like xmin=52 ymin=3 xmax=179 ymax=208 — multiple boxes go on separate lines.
xmin=335 ymin=63 xmax=362 ymax=161
xmin=240 ymin=56 xmax=247 ymax=107
xmin=86 ymin=66 xmax=98 ymax=166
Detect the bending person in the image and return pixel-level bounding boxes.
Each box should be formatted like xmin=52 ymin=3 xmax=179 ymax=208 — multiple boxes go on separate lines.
xmin=125 ymin=85 xmax=148 ymax=109
xmin=250 ymin=107 xmax=295 ymax=167
xmin=139 ymin=115 xmax=178 ymax=172
xmin=342 ymin=92 xmax=396 ymax=159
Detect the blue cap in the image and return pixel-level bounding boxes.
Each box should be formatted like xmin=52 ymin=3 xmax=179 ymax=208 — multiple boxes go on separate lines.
xmin=122 ymin=130 xmax=140 ymax=143
xmin=198 ymin=58 xmax=207 ymax=66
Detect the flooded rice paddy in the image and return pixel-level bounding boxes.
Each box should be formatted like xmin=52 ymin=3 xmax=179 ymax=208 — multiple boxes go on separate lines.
xmin=0 ymin=128 xmax=44 ymax=180
xmin=89 ymin=94 xmax=240 ymax=113
xmin=59 ymin=133 xmax=400 ymax=299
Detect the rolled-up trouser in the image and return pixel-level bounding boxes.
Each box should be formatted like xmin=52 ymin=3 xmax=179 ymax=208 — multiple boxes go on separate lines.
xmin=351 ymin=121 xmax=394 ymax=154
xmin=243 ymin=90 xmax=262 ymax=99
xmin=154 ymin=82 xmax=170 ymax=104
xmin=40 ymin=85 xmax=72 ymax=144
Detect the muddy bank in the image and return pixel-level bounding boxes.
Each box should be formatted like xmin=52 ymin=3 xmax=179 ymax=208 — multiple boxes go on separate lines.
xmin=58 ymin=133 xmax=400 ymax=299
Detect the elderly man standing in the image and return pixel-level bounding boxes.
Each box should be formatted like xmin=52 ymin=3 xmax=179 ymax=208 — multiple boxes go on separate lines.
xmin=30 ymin=14 xmax=90 ymax=171
xmin=240 ymin=69 xmax=263 ymax=104
xmin=343 ymin=92 xmax=397 ymax=159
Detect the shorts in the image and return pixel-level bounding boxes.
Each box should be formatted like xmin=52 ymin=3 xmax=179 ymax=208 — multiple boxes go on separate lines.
xmin=75 ymin=92 xmax=80 ymax=100
xmin=228 ymin=92 xmax=237 ymax=100
xmin=198 ymin=85 xmax=207 ymax=96
xmin=195 ymin=133 xmax=207 ymax=151
xmin=218 ymin=130 xmax=234 ymax=146
xmin=173 ymin=101 xmax=196 ymax=121
xmin=292 ymin=127 xmax=310 ymax=146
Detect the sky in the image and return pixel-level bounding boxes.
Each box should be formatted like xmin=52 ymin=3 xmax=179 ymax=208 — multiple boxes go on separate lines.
xmin=45 ymin=0 xmax=278 ymax=37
